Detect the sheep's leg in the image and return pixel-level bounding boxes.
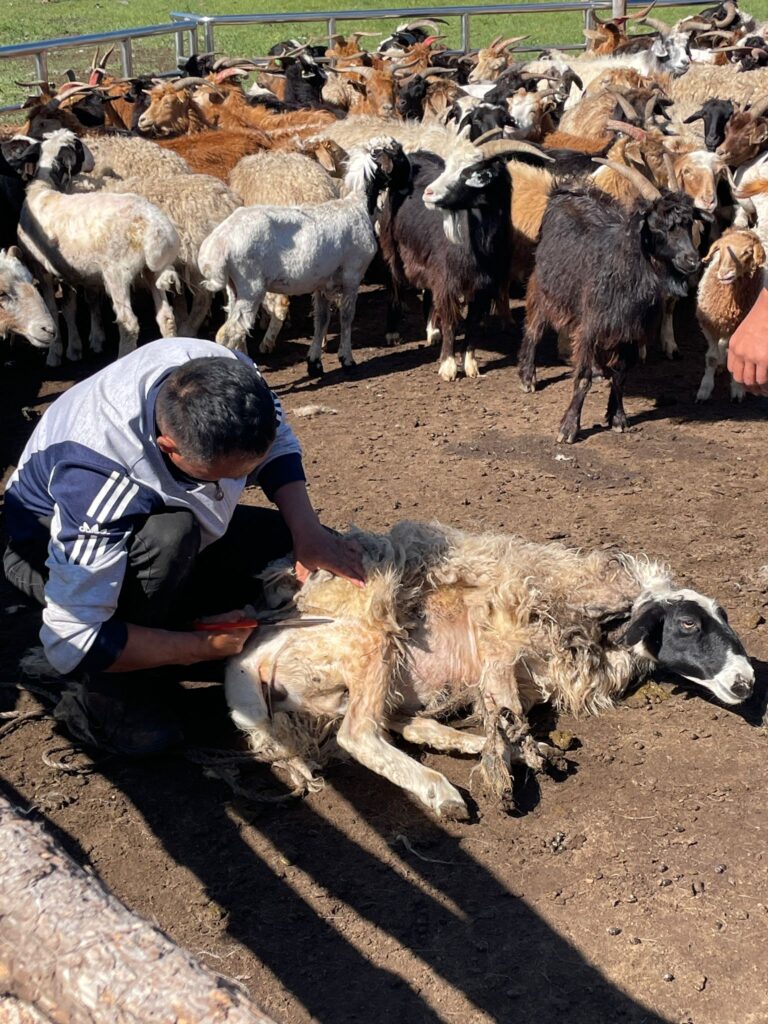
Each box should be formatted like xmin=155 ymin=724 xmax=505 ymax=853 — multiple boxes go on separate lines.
xmin=660 ymin=297 xmax=680 ymax=359
xmin=144 ymin=271 xmax=177 ymax=340
xmin=61 ymin=287 xmax=82 ymax=363
xmin=337 ymin=651 xmax=468 ymax=820
xmin=215 ymin=280 xmax=261 ymax=353
xmin=385 ymin=278 xmax=403 ymax=346
xmin=184 ymin=287 xmax=213 ymax=337
xmin=724 ymin=337 xmax=746 ymax=401
xmin=336 ymin=285 xmax=359 ymax=371
xmin=389 ymin=716 xmax=485 ymax=754
xmin=474 ymin=667 xmax=541 ymax=805
xmin=172 ymin=291 xmax=190 ymax=336
xmin=605 ymin=356 xmax=630 ymax=432
xmin=259 ymin=293 xmax=289 ymax=354
xmin=307 ymin=292 xmax=332 ymax=377
xmin=102 ymin=275 xmax=140 ymax=360
xmin=558 ymin=355 xmax=593 ymax=444
xmin=463 ymin=291 xmax=492 ymax=380
xmin=696 ymin=325 xmax=719 ymax=402
xmin=88 ymin=290 xmax=106 ymax=355
xmin=519 ymin=274 xmax=545 ymax=392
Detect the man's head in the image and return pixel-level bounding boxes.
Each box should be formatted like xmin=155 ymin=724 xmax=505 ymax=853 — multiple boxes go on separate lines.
xmin=155 ymin=357 xmax=277 ymax=481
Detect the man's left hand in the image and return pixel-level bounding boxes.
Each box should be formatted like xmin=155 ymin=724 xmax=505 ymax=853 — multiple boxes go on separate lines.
xmin=294 ymin=527 xmax=366 ymax=588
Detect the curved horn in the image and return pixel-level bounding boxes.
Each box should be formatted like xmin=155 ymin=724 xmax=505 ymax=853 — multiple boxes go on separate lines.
xmin=213 ymin=67 xmax=252 ymax=82
xmin=726 ymin=244 xmax=740 ymax=262
xmin=749 ymin=95 xmax=768 ymax=119
xmin=714 ymin=0 xmax=738 ymax=28
xmin=403 ymin=18 xmax=448 ymax=31
xmin=349 ymin=31 xmax=382 ymax=39
xmin=663 ymin=150 xmax=680 ymax=190
xmin=611 ymin=91 xmax=640 ymax=121
xmin=606 ymin=118 xmax=647 ymax=140
xmin=499 ymin=35 xmax=529 ymax=50
xmin=643 ymin=95 xmax=660 ymax=123
xmin=172 ymin=76 xmax=220 ymax=91
xmin=478 ymin=139 xmax=555 ymax=161
xmin=593 ymin=157 xmax=662 ymax=200
xmin=641 ymin=16 xmax=672 ymax=33
xmin=419 ymin=66 xmax=458 ymax=77
xmin=680 ymin=19 xmax=718 ymax=32
xmin=627 ymin=1 xmax=658 ymax=21
xmin=473 ymin=126 xmax=504 ymax=145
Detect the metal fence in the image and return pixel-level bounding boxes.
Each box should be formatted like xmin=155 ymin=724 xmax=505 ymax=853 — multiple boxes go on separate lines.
xmin=0 ymin=0 xmax=706 ymax=114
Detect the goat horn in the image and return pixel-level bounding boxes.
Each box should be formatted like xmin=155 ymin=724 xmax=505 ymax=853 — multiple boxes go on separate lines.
xmin=473 ymin=126 xmax=504 ymax=145
xmin=698 ymin=29 xmax=739 ymax=39
xmin=627 ymin=1 xmax=658 ymax=20
xmin=500 ymin=35 xmax=529 ymax=49
xmin=681 ymin=19 xmax=718 ymax=31
xmin=726 ymin=244 xmax=740 ymax=261
xmin=419 ymin=66 xmax=457 ymax=77
xmin=478 ymin=139 xmax=555 ymax=161
xmin=172 ymin=76 xmax=219 ymax=90
xmin=403 ymin=18 xmax=448 ymax=31
xmin=612 ymin=91 xmax=640 ymax=121
xmin=641 ymin=16 xmax=672 ymax=33
xmin=643 ymin=95 xmax=659 ymax=123
xmin=584 ymin=29 xmax=605 ymax=39
xmin=98 ymin=45 xmax=115 ymax=69
xmin=606 ymin=118 xmax=647 ymax=140
xmin=714 ymin=0 xmax=738 ymax=28
xmin=349 ymin=31 xmax=382 ymax=39
xmin=747 ymin=95 xmax=768 ymax=119
xmin=593 ymin=157 xmax=662 ymax=200
xmin=15 ymin=80 xmax=53 ymax=90
xmin=663 ymin=150 xmax=680 ymax=190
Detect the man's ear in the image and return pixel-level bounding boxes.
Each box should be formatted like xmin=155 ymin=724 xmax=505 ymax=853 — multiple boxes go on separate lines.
xmin=156 ymin=433 xmax=179 ymax=456
xmin=621 ymin=600 xmax=666 ymax=654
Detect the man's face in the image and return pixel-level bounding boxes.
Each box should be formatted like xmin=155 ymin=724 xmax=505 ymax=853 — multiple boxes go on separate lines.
xmin=157 ymin=435 xmax=272 ymax=482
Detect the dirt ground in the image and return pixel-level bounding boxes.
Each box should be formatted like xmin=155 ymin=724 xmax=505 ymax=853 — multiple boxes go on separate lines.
xmin=0 ymin=288 xmax=767 ymax=1024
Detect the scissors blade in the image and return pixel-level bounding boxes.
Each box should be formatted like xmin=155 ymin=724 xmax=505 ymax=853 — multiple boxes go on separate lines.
xmin=260 ymin=616 xmax=334 ymax=628
xmin=192 ymin=616 xmax=333 ymax=632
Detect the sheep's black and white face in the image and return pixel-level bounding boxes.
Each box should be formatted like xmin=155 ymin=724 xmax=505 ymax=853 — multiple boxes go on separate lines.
xmin=423 ymin=156 xmax=506 ymax=211
xmin=624 ymin=590 xmax=754 ymax=705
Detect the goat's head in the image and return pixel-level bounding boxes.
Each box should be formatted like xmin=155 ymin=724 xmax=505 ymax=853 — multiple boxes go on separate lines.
xmin=0 ymin=247 xmax=57 ymax=348
xmin=21 ymin=83 xmax=98 ymax=139
xmin=137 ymin=79 xmax=215 ymax=134
xmin=454 ymin=101 xmax=518 ymax=141
xmin=344 ymin=136 xmax=410 ymax=196
xmin=671 ymin=149 xmax=730 ymax=213
xmin=36 ymin=129 xmax=95 ymax=187
xmin=423 ymin=138 xmax=551 ymax=211
xmin=702 ymin=227 xmax=766 ymax=282
xmin=649 ymin=29 xmax=693 ymax=75
xmin=344 ymin=65 xmax=396 ymax=117
xmin=468 ymin=35 xmax=528 ymax=82
xmin=622 ymin=588 xmax=754 ymax=706
xmin=716 ymin=99 xmax=768 ymax=166
xmin=683 ymin=98 xmax=735 ymax=151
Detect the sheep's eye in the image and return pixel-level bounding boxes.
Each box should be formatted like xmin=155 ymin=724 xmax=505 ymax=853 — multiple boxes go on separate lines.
xmin=0 ymin=292 xmax=9 ymax=301
xmin=680 ymin=620 xmax=698 ymax=632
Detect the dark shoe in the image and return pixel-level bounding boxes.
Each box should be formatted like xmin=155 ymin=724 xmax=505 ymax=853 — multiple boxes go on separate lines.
xmin=53 ymin=682 xmax=183 ymax=757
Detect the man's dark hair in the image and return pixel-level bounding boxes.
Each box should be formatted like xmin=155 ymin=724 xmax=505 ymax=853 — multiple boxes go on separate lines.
xmin=155 ymin=357 xmax=277 ymax=463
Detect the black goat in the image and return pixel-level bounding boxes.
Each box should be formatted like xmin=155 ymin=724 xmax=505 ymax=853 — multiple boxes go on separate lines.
xmin=0 ymin=138 xmax=42 ymax=250
xmin=683 ymin=99 xmax=735 ymax=151
xmin=396 ymin=76 xmax=429 ymax=119
xmin=451 ymin=101 xmax=518 ymax=141
xmin=519 ymin=173 xmax=700 ymax=442
xmin=378 ymin=138 xmax=548 ymax=380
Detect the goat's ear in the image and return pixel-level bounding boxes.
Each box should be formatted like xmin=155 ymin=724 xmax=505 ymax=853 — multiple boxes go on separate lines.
xmin=683 ymin=109 xmax=704 ymax=124
xmin=621 ymin=601 xmax=666 ymax=653
xmin=753 ymin=239 xmax=766 ymax=266
xmin=651 ymin=38 xmax=669 ymax=58
xmin=701 ymin=242 xmax=718 ymax=264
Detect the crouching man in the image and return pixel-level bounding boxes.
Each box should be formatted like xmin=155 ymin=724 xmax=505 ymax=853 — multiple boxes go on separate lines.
xmin=3 ymin=337 xmax=364 ymax=755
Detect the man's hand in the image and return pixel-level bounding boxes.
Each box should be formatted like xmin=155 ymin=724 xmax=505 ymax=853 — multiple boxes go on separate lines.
xmin=728 ymin=287 xmax=768 ymax=395
xmin=294 ymin=526 xmax=366 ymax=587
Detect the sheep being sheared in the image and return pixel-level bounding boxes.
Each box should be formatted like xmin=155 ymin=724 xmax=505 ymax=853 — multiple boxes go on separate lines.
xmin=226 ymin=521 xmax=753 ymax=820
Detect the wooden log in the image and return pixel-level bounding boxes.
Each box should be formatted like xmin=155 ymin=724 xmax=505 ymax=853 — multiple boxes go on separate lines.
xmin=0 ymin=795 xmax=280 ymax=1024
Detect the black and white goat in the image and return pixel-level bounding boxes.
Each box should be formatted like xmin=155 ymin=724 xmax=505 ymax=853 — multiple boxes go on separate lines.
xmin=378 ymin=136 xmax=551 ymax=380
xmin=519 ymin=164 xmax=701 ymax=442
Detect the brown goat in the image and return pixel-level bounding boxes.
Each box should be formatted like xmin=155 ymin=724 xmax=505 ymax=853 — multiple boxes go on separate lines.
xmin=717 ymin=99 xmax=768 ymax=168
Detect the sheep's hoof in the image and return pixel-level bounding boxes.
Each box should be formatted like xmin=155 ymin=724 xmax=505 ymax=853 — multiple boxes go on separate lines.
xmin=46 ymin=351 xmax=62 ymax=369
xmin=259 ymin=340 xmax=276 ymax=354
xmin=307 ymin=358 xmax=324 ymax=378
xmin=66 ymin=346 xmax=82 ymax=363
xmin=438 ymin=356 xmax=458 ymax=382
xmin=437 ymin=796 xmax=470 ymax=821
xmin=464 ymin=356 xmax=480 ymax=379
xmin=664 ymin=347 xmax=681 ymax=361
xmin=385 ymin=331 xmax=401 ymax=346
xmin=730 ymin=386 xmax=746 ymax=403
xmin=695 ymin=389 xmax=712 ymax=403
xmin=519 ymin=378 xmax=536 ymax=394
xmin=557 ymin=427 xmax=578 ymax=444
xmin=339 ymin=357 xmax=356 ymax=374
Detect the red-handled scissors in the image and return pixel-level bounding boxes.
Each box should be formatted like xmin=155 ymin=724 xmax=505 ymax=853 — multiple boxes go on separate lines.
xmin=192 ymin=615 xmax=333 ymax=631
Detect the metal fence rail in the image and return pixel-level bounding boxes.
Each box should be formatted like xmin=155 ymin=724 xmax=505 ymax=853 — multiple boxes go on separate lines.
xmin=0 ymin=0 xmax=706 ymax=114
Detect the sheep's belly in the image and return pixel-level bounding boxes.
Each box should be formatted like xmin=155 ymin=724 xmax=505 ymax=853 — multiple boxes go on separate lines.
xmin=397 ymin=618 xmax=481 ymax=715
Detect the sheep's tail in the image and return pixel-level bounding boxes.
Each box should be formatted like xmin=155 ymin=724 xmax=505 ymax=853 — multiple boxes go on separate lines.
xmin=144 ymin=215 xmax=180 ymax=275
xmin=198 ymin=240 xmax=228 ymax=293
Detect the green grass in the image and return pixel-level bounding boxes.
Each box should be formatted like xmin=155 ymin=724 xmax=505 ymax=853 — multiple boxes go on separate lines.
xmin=3 ymin=0 xmax=768 ymax=111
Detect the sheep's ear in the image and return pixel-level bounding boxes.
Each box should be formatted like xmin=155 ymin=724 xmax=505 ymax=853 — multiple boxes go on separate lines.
xmin=621 ymin=601 xmax=666 ymax=654
xmin=701 ymin=242 xmax=719 ymax=264
xmin=753 ymin=239 xmax=766 ymax=266
xmin=6 ymin=245 xmax=21 ymax=261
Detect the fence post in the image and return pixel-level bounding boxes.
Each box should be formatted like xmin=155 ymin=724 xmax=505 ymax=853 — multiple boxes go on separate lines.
xmin=175 ymin=28 xmax=186 ymax=64
xmin=327 ymin=16 xmax=337 ymax=45
xmin=202 ymin=17 xmax=215 ymax=52
xmin=186 ymin=24 xmax=198 ymax=56
xmin=612 ymin=0 xmax=627 ymax=16
xmin=460 ymin=12 xmax=470 ymax=52
xmin=119 ymin=38 xmax=133 ymax=77
xmin=33 ymin=51 xmax=48 ymax=88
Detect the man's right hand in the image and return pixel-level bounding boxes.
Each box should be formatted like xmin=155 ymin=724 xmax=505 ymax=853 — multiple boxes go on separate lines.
xmin=195 ymin=625 xmax=256 ymax=660
xmin=728 ymin=287 xmax=768 ymax=395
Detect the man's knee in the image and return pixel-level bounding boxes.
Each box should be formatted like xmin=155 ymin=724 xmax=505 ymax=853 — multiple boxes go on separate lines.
xmin=130 ymin=509 xmax=200 ymax=578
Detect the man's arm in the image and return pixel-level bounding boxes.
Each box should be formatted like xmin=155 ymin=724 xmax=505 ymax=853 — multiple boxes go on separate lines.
xmin=106 ymin=622 xmax=254 ymax=672
xmin=728 ymin=286 xmax=768 ymax=395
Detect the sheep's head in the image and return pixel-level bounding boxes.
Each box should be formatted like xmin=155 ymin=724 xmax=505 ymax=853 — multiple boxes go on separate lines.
xmin=683 ymin=98 xmax=735 ymax=151
xmin=702 ymin=228 xmax=766 ymax=282
xmin=0 ymin=247 xmax=56 ymax=348
xmin=36 ymin=129 xmax=95 ymax=187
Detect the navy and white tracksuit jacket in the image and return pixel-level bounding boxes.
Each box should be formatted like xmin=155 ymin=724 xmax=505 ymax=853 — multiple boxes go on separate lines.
xmin=5 ymin=338 xmax=305 ymax=675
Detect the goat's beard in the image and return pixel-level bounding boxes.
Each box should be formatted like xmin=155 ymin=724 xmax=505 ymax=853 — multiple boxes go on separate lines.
xmin=441 ymin=210 xmax=468 ymax=245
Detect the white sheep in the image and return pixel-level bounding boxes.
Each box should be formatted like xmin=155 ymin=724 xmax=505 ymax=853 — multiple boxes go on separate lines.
xmin=226 ymin=520 xmax=754 ymax=820
xmin=17 ymin=130 xmax=180 ymax=366
xmin=695 ymin=227 xmax=766 ymax=401
xmin=198 ymin=136 xmax=405 ymax=375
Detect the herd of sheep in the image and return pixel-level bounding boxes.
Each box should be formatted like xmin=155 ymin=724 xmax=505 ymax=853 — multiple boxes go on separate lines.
xmin=1 ymin=2 xmax=768 ymax=443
